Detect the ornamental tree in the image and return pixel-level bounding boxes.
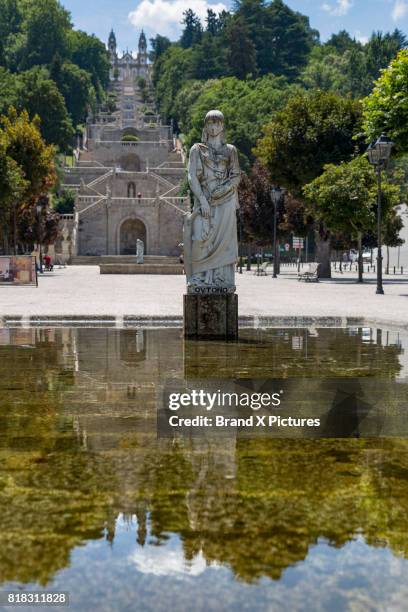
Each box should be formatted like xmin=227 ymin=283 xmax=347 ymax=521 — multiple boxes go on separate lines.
xmin=363 ymin=49 xmax=408 ymax=153
xmin=255 ymin=89 xmax=364 ymax=277
xmin=303 ymin=155 xmax=403 ymax=281
xmin=254 ymin=90 xmax=364 ymax=192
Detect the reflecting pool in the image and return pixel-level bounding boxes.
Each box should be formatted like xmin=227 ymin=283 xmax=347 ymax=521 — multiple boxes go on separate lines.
xmin=0 ymin=326 xmax=408 ymax=611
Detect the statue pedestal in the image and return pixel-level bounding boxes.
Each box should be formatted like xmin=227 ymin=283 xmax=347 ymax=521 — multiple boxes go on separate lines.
xmin=184 ymin=290 xmax=238 ymax=339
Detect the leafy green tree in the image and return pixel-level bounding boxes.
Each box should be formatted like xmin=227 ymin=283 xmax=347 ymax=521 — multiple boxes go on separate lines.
xmin=18 ymin=193 xmax=60 ymax=250
xmin=303 ymin=156 xmax=402 ymax=281
xmin=340 ymin=30 xmax=407 ymax=98
xmin=149 ymin=35 xmax=171 ymax=62
xmin=255 ymin=90 xmax=364 ymax=276
xmin=180 ymin=9 xmax=203 ymax=49
xmin=261 ymin=0 xmax=318 ymax=79
xmin=363 ymin=49 xmax=408 ymax=153
xmin=325 ymin=30 xmax=361 ymax=54
xmin=189 ymin=33 xmax=227 ymax=80
xmin=0 ymin=130 xmax=27 ymax=253
xmin=239 ymin=161 xmax=288 ymax=245
xmin=19 ymin=67 xmax=74 ymax=150
xmin=172 ymin=80 xmax=209 ymax=134
xmin=0 ymin=68 xmax=20 ymax=114
xmin=51 ymin=58 xmax=95 ymax=126
xmin=206 ymin=9 xmax=220 ymax=35
xmin=255 ymin=90 xmax=364 ymax=191
xmin=2 ymin=107 xmax=56 ymax=198
xmin=365 ymin=30 xmax=406 ymax=85
xmin=69 ymin=30 xmax=110 ymax=96
xmin=233 ymin=0 xmax=317 ymax=78
xmin=183 ymin=75 xmax=298 ymax=171
xmin=300 ymin=51 xmax=349 ymax=94
xmin=383 ymin=209 xmax=404 ymax=273
xmin=0 ymin=0 xmax=23 ymax=66
xmin=19 ymin=0 xmax=71 ymax=69
xmin=226 ymin=19 xmax=257 ymax=79
xmin=54 ymin=189 xmax=75 ymax=214
xmin=153 ymin=46 xmax=193 ymax=122
xmin=1 ymin=107 xmax=57 ymax=252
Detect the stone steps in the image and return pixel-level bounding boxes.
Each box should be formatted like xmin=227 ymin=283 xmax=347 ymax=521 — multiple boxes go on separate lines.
xmin=99 ymin=263 xmax=184 ymax=275
xmin=70 ymin=255 xmax=180 ymax=266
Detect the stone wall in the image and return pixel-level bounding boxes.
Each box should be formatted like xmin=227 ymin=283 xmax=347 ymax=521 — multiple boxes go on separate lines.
xmin=76 ymin=198 xmax=186 ymax=256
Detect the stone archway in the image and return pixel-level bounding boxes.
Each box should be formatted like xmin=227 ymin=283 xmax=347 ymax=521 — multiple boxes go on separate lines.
xmin=119 ymin=153 xmax=141 ymax=171
xmin=122 ymin=127 xmax=138 ymax=138
xmin=120 ymin=218 xmax=146 ymax=255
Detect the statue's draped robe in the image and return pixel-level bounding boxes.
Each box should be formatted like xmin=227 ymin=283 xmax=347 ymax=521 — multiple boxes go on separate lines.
xmin=187 ymin=142 xmax=240 ymax=285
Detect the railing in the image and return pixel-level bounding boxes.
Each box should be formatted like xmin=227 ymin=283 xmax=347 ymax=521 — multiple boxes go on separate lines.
xmin=77 ymin=196 xmax=107 ymax=216
xmin=156 ymin=161 xmax=185 ymax=168
xmin=77 ymin=195 xmax=102 ymax=204
xmin=111 ymin=197 xmax=156 ymax=205
xmin=94 ymin=140 xmax=172 ymax=148
xmin=158 ymin=195 xmax=189 ymax=214
xmin=149 ymin=171 xmax=177 ymax=191
xmin=86 ymin=169 xmax=113 ymax=191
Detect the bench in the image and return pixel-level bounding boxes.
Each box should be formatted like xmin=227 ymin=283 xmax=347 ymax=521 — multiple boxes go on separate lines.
xmin=255 ymin=262 xmax=270 ymax=276
xmin=298 ymin=262 xmax=320 ymax=282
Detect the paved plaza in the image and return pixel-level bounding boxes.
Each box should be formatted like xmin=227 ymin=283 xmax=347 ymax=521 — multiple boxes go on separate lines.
xmin=0 ymin=266 xmax=407 ymax=328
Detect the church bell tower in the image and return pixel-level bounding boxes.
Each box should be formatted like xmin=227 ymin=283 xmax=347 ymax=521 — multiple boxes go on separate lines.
xmin=138 ymin=30 xmax=147 ymax=65
xmin=108 ymin=29 xmax=117 ymax=59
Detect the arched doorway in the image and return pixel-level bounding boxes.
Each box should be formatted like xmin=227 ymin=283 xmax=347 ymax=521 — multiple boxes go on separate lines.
xmin=120 ymin=218 xmax=146 ymax=255
xmin=119 ymin=153 xmax=141 ymax=171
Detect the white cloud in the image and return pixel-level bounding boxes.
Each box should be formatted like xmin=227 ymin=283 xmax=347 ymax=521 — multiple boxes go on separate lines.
xmin=392 ymin=0 xmax=408 ymax=21
xmin=322 ymin=0 xmax=353 ymax=16
xmin=130 ymin=547 xmax=219 ymax=576
xmin=128 ymin=0 xmax=228 ymax=40
xmin=354 ymin=30 xmax=368 ymax=44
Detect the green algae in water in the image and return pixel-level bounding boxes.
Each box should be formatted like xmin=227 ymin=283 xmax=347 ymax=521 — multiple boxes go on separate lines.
xmin=0 ymin=326 xmax=408 ymax=611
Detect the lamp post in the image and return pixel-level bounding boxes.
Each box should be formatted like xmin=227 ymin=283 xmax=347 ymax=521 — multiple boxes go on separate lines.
xmin=270 ymin=186 xmax=282 ymax=279
xmin=36 ymin=199 xmax=45 ymax=273
xmin=239 ymin=207 xmax=243 ymax=274
xmin=367 ymin=133 xmax=394 ymax=295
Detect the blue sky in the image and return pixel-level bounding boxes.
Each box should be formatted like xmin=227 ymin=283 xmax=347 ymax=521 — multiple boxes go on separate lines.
xmin=62 ymin=0 xmax=408 ymax=52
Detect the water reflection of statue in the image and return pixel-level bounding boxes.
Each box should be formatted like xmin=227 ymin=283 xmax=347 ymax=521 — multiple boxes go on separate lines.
xmin=184 ymin=110 xmax=241 ymax=288
xmin=136 ymin=238 xmax=144 ymax=264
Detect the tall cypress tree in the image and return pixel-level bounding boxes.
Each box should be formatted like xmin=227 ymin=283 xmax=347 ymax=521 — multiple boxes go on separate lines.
xmin=226 ymin=19 xmax=257 ymax=79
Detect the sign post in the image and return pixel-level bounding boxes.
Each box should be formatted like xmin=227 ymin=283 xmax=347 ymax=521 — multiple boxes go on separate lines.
xmin=293 ymin=237 xmax=304 ymax=272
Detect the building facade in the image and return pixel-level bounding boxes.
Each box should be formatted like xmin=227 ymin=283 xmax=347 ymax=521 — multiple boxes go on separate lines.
xmin=108 ymin=30 xmax=150 ymax=82
xmin=59 ymin=33 xmax=188 ymax=260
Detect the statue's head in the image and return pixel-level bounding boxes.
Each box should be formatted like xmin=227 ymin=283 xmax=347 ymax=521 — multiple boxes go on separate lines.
xmin=202 ymin=109 xmax=226 ymax=144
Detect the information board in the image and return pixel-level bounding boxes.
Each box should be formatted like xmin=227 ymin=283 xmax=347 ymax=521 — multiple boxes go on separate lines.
xmin=0 ymin=256 xmax=37 ymax=286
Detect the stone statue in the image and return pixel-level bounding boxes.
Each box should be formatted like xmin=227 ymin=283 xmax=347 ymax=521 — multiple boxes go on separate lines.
xmin=136 ymin=238 xmax=144 ymax=264
xmin=184 ymin=110 xmax=241 ymax=291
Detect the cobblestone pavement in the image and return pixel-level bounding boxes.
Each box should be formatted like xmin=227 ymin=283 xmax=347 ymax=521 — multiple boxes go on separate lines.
xmin=0 ymin=265 xmax=407 ymax=327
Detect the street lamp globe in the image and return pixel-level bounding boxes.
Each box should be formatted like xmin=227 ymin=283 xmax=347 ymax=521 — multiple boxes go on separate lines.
xmin=271 ymin=186 xmax=282 ymax=205
xmin=367 ymin=133 xmax=394 ymax=167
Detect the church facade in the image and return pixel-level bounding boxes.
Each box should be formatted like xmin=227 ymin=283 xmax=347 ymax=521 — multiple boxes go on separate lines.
xmin=108 ymin=30 xmax=150 ymax=82
xmin=58 ymin=32 xmax=188 ymax=261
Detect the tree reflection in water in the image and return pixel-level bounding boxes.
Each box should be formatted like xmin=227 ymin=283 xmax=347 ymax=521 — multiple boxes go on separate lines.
xmin=0 ymin=326 xmax=407 ymax=590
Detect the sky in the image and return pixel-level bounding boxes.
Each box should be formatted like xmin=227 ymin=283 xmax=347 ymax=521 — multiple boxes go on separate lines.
xmin=62 ymin=0 xmax=408 ymax=52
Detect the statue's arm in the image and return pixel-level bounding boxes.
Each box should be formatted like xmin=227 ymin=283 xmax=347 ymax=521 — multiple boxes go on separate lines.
xmin=228 ymin=146 xmax=241 ymax=189
xmin=211 ymin=146 xmax=241 ymax=201
xmin=188 ymin=146 xmax=210 ymax=217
